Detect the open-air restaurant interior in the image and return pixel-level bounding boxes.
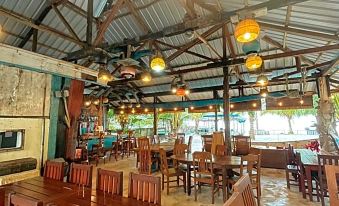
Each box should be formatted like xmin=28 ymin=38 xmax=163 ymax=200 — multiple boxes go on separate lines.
xmin=0 ymin=0 xmax=339 ymax=205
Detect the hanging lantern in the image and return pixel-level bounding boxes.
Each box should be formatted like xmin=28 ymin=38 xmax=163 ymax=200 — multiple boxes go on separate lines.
xmin=150 ymin=55 xmax=166 ymax=71
xmin=235 ymin=19 xmax=260 ymax=43
xmin=98 ymin=66 xmax=113 ymax=83
xmin=141 ymin=72 xmax=152 ymax=82
xmin=120 ymin=66 xmax=136 ymax=79
xmin=246 ymin=55 xmax=262 ymax=71
xmin=184 ymin=88 xmax=190 ymax=95
xmin=84 ymin=98 xmax=92 ymax=107
xmin=176 ymin=87 xmax=186 ymax=96
xmin=256 ymin=74 xmax=268 ymax=86
xmin=259 ymin=87 xmax=268 ymax=98
xmin=242 ymin=40 xmax=260 ymax=55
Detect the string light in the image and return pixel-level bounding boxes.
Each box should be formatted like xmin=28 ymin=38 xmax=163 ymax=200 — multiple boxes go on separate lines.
xmin=278 ymin=102 xmax=283 ymax=106
xmin=144 ymin=108 xmax=149 ymax=112
xmin=174 ymin=107 xmax=177 ymax=111
xmin=230 ymin=104 xmax=234 ymax=109
xmin=120 ymin=110 xmax=124 ymax=114
xmin=190 ymin=106 xmax=194 ymax=110
xmin=300 ymin=99 xmax=304 ymax=105
xmin=159 ymin=108 xmax=163 ymax=112
xmin=209 ymin=105 xmax=213 ymax=110
xmin=252 ymin=103 xmax=257 ymax=107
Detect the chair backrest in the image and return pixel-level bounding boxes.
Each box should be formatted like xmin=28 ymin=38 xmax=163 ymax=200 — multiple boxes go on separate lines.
xmin=177 ymin=133 xmax=185 ymax=144
xmin=138 ymin=137 xmax=150 ymax=150
xmin=211 ymin=132 xmax=224 ymax=155
xmin=96 ymin=168 xmax=123 ymax=196
xmin=159 ymin=149 xmax=169 ymax=175
xmin=233 ymin=174 xmax=257 ymax=206
xmin=69 ymin=163 xmax=93 ymax=187
xmin=317 ymin=154 xmax=339 ymax=193
xmin=240 ymin=154 xmax=261 ymax=185
xmin=128 ymin=172 xmax=161 ymax=205
xmin=8 ymin=193 xmax=43 ymax=206
xmin=193 ymin=151 xmax=213 ymax=175
xmin=287 ymin=144 xmax=295 ymax=164
xmin=43 ymin=160 xmax=65 ymax=181
xmin=139 ymin=148 xmax=152 ymax=175
xmin=223 ymin=192 xmax=245 ymax=206
xmin=174 ymin=144 xmax=188 ymax=156
xmin=91 ymin=144 xmax=104 ymax=155
xmin=324 ymin=165 xmax=339 ymax=206
xmin=201 ymin=135 xmax=213 ymax=152
xmin=233 ymin=135 xmax=251 ymax=155
xmin=187 ymin=136 xmax=193 ymax=153
xmin=215 ymin=144 xmax=228 ymax=156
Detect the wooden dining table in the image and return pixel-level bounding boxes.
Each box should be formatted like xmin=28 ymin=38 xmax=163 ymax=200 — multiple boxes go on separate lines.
xmin=1 ymin=176 xmax=156 ymax=206
xmin=296 ymin=149 xmax=329 ymax=201
xmin=171 ymin=153 xmax=243 ymax=202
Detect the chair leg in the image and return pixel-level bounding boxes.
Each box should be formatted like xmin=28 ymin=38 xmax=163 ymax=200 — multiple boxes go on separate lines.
xmin=194 ymin=180 xmax=197 ymax=201
xmin=285 ymin=170 xmax=290 ymax=189
xmin=167 ymin=176 xmax=170 ymax=195
xmin=183 ymin=174 xmax=186 ymax=193
xmin=211 ymin=183 xmax=215 ymax=204
xmin=162 ymin=174 xmax=164 ymax=190
xmin=177 ymin=175 xmax=179 ymax=186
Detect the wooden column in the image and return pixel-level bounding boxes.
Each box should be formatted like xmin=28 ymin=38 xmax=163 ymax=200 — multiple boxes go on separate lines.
xmin=65 ymin=80 xmax=84 ymax=160
xmin=214 ymin=105 xmax=218 ymax=131
xmin=223 ymin=66 xmax=231 ymax=152
xmin=32 ymin=29 xmax=38 ymax=52
xmin=153 ymin=97 xmax=158 ymax=136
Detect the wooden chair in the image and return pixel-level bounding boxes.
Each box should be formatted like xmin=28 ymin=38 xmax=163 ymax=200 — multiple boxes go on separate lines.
xmin=240 ymin=154 xmax=261 ymax=205
xmin=90 ymin=144 xmax=107 ymax=166
xmin=215 ymin=144 xmax=228 ymax=156
xmin=128 ymin=172 xmax=161 ymax=205
xmin=233 ymin=135 xmax=251 ymax=155
xmin=138 ymin=148 xmax=152 ymax=175
xmin=285 ymin=148 xmax=299 ymax=190
xmin=232 ymin=174 xmax=257 ymax=206
xmin=324 ymin=165 xmax=339 ymax=206
xmin=187 ymin=136 xmax=193 ymax=153
xmin=109 ymin=140 xmax=120 ymax=161
xmin=96 ymin=168 xmax=123 ymax=196
xmin=43 ymin=160 xmax=65 ymax=181
xmin=174 ymin=144 xmax=188 ymax=156
xmin=69 ymin=163 xmax=93 ymax=188
xmin=223 ymin=192 xmax=245 ymax=206
xmin=159 ymin=149 xmax=186 ymax=194
xmin=316 ymin=154 xmax=339 ymax=206
xmin=8 ymin=193 xmax=43 ymax=206
xmin=211 ymin=132 xmax=224 ymax=155
xmin=192 ymin=151 xmax=219 ymax=204
xmin=201 ymin=134 xmax=212 ymax=152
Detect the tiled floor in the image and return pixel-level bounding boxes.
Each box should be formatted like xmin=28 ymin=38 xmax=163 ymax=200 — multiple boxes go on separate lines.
xmin=92 ymin=155 xmax=325 ymax=206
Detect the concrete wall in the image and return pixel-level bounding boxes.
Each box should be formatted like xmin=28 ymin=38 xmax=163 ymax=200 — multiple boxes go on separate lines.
xmin=0 ymin=66 xmax=51 ymax=170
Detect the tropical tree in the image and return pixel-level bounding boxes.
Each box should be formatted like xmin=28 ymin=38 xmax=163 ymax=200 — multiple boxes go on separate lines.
xmin=248 ymin=111 xmax=256 ymax=139
xmin=262 ymin=109 xmax=316 ymax=134
xmin=188 ymin=113 xmax=203 ymax=133
xmin=332 ymin=93 xmax=339 ymax=119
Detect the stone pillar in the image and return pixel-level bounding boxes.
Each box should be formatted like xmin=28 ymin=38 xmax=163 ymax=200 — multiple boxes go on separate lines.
xmin=316 ymin=76 xmax=338 ymax=153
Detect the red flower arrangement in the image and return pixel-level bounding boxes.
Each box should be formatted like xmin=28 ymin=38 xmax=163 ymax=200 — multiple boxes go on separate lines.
xmin=305 ymin=140 xmax=320 ymax=152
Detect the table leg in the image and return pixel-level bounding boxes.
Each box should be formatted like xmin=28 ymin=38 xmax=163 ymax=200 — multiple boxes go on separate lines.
xmin=305 ymin=166 xmax=313 ymax=201
xmin=222 ymin=167 xmax=227 ymax=202
xmin=187 ymin=162 xmax=192 ymax=196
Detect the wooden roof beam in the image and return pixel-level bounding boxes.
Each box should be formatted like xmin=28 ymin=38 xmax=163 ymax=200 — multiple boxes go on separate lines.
xmin=321 ymin=57 xmax=339 ymax=77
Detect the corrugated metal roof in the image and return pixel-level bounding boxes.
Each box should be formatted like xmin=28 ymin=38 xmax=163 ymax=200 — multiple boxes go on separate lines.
xmin=0 ymin=0 xmax=338 ymax=104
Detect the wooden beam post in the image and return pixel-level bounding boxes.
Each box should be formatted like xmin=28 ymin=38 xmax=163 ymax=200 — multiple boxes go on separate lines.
xmin=87 ymin=0 xmax=93 ymax=46
xmin=32 ymin=29 xmax=38 ymax=52
xmin=223 ymin=66 xmax=231 ymax=152
xmin=153 ymin=97 xmax=158 ymax=136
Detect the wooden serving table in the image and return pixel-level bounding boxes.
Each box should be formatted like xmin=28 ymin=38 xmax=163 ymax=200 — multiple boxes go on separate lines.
xmin=1 ymin=176 xmax=156 ymax=206
xmin=171 ymin=153 xmax=243 ymax=202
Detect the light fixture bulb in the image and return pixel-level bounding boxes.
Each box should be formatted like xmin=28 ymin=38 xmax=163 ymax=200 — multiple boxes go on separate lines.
xmin=159 ymin=108 xmax=163 ymax=112
xmin=278 ymin=102 xmax=283 ymax=106
xmin=259 ymin=87 xmax=268 ymax=98
xmin=150 ymin=56 xmax=166 ymax=71
xmin=93 ymin=99 xmax=100 ymax=105
xmin=300 ymin=99 xmax=304 ymax=105
xmin=209 ymin=105 xmax=213 ymax=109
xmin=141 ymin=72 xmax=152 ymax=82
xmin=257 ymin=74 xmax=269 ymax=86
xmin=190 ymin=106 xmax=194 ymax=110
xmin=174 ymin=107 xmax=177 ymax=111
xmin=120 ymin=104 xmax=125 ymax=109
xmin=235 ymin=19 xmax=260 ymax=43
xmin=144 ymin=108 xmax=148 ymax=112
xmin=252 ymin=103 xmax=257 ymax=107
xmin=230 ymin=104 xmax=234 ymax=109
xmin=185 ymin=89 xmax=190 ymax=95
xmin=136 ymin=103 xmax=141 ymax=108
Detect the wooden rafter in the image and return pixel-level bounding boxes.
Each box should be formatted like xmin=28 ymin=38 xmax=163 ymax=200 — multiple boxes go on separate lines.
xmin=322 ymin=57 xmax=339 ymax=77
xmin=262 ymin=35 xmax=314 ymax=65
xmin=52 ymin=4 xmax=81 ymax=42
xmin=282 ymin=5 xmax=292 ymax=48
xmin=179 ymin=0 xmax=197 ymax=19
xmin=194 ymin=0 xmax=220 ymax=13
xmin=93 ymin=0 xmax=125 ymax=46
xmin=0 ymin=6 xmax=85 ymax=46
xmin=167 ymin=24 xmax=222 ymax=62
xmin=125 ymin=0 xmax=150 ymax=34
xmin=155 ymin=40 xmax=218 ymax=62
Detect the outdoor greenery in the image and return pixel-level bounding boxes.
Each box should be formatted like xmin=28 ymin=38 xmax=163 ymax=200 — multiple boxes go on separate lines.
xmin=332 ymin=93 xmax=339 ymax=119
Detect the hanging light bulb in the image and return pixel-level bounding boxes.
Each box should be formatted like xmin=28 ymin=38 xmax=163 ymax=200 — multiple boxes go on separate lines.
xmin=257 ymin=74 xmax=268 ymax=86
xmin=84 ymin=99 xmax=92 ymax=107
xmin=174 ymin=107 xmax=178 ymax=111
xmin=171 ymin=84 xmax=177 ymax=93
xmin=132 ymin=108 xmax=135 ymax=114
xmin=120 ymin=104 xmax=125 ymax=109
xmin=150 ymin=53 xmax=166 ymax=71
xmin=209 ymin=105 xmax=213 ymax=110
xmin=120 ymin=110 xmax=124 ymax=114
xmin=184 ymin=88 xmax=190 ymax=95
xmin=144 ymin=108 xmax=149 ymax=112
xmin=93 ymin=99 xmax=100 ymax=105
xmin=259 ymin=87 xmax=268 ymax=98
xmin=235 ymin=19 xmax=260 ymax=43
xmin=136 ymin=103 xmax=141 ymax=108
xmin=252 ymin=102 xmax=257 ymax=107
xmin=159 ymin=108 xmax=163 ymax=112
xmin=230 ymin=104 xmax=234 ymax=109
xmin=141 ymin=72 xmax=152 ymax=82
xmin=246 ymin=55 xmax=263 ymax=71
xmin=102 ymin=97 xmax=109 ymax=104
xmin=190 ymin=106 xmax=194 ymax=110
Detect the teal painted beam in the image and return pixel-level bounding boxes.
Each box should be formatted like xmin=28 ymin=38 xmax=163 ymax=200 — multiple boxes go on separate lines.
xmin=143 ymin=91 xmax=288 ymax=109
xmin=47 ymin=75 xmax=62 ymax=159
